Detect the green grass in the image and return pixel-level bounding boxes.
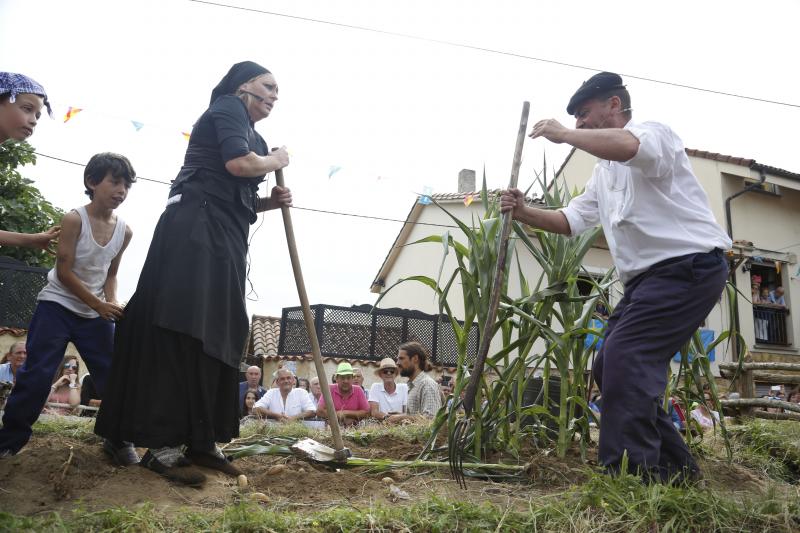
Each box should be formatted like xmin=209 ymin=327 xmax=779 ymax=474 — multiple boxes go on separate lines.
xmin=727 ymin=420 xmax=800 ymax=483
xmin=236 ymin=419 xmax=432 ymax=447
xmin=2 ymin=473 xmax=798 ymax=533
xmin=31 ymin=416 xmax=99 ymax=443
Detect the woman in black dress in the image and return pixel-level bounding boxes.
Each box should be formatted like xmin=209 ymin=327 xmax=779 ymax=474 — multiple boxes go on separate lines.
xmin=95 ymin=61 xmax=291 ymax=485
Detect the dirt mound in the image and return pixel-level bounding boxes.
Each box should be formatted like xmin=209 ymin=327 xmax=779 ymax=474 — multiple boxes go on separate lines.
xmin=2 ymin=430 xmax=784 ymax=519
xmin=347 ymin=434 xmax=424 ymax=460
xmin=248 ymin=456 xmax=386 ymax=504
xmin=0 ymin=436 xmax=237 ymax=516
xmin=1 ymin=433 xmax=543 ymax=516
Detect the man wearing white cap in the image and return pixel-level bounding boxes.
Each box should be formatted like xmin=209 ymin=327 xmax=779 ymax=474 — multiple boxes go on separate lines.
xmin=369 ymin=358 xmax=408 ymax=421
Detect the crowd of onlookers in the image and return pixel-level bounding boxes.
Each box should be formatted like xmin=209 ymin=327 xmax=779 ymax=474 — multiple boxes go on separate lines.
xmin=750 ymin=274 xmax=786 ymax=308
xmin=3 ymin=338 xmax=798 ymax=435
xmin=237 ymin=341 xmax=446 ymax=428
xmin=0 ymin=341 xmax=102 ymax=416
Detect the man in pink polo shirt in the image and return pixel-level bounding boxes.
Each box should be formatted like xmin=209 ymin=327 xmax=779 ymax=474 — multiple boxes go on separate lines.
xmin=316 ymin=362 xmax=370 ymax=427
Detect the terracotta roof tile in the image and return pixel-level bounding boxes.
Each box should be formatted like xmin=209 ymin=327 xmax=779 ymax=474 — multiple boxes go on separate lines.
xmin=249 ymin=315 xmax=281 ymax=358
xmin=428 ymin=189 xmax=540 ymax=204
xmin=0 ymin=327 xmax=26 ymax=337
xmin=685 ymin=148 xmax=800 ymax=180
xmin=685 ymin=148 xmax=754 ymax=167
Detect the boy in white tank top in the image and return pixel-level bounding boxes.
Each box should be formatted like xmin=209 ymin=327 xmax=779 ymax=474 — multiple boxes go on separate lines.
xmin=0 ymin=153 xmax=137 ymax=462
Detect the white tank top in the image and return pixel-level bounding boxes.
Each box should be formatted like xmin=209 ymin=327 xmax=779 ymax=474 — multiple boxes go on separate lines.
xmin=38 ymin=206 xmax=127 ymax=318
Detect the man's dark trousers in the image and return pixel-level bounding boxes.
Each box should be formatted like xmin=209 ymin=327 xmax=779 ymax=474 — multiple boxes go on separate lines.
xmin=0 ymin=301 xmax=114 ymax=453
xmin=592 ymin=249 xmax=728 ymax=482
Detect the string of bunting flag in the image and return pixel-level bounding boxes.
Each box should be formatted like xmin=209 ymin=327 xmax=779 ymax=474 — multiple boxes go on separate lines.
xmin=59 ymin=104 xmax=192 ymax=141
xmin=49 ymin=104 xmax=476 ymax=208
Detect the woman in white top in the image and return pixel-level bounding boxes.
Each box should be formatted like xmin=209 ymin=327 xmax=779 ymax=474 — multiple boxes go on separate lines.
xmin=369 ymin=358 xmax=408 ymax=421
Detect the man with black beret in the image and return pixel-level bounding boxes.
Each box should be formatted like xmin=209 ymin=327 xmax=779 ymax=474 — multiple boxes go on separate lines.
xmin=501 ymin=72 xmax=731 ymax=484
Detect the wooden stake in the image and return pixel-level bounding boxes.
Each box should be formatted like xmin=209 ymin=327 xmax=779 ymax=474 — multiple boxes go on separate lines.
xmin=462 ymin=101 xmax=529 ymax=414
xmin=274 ymin=167 xmax=347 ymax=459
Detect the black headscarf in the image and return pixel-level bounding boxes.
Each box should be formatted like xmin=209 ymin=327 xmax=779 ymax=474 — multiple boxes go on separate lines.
xmin=209 ymin=61 xmax=270 ymax=105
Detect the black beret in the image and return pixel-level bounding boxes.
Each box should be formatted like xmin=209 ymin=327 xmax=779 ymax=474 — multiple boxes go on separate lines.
xmin=566 ymin=72 xmax=626 ymax=115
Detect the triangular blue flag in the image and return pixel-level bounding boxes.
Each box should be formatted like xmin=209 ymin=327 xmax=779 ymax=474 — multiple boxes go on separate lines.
xmin=131 ymin=121 xmax=144 ymax=131
xmin=328 ymin=165 xmax=342 ymax=179
xmin=418 ymin=185 xmax=433 ymax=205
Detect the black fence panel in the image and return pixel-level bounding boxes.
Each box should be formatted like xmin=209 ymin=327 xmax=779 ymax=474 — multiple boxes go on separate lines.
xmin=278 ymin=303 xmax=479 ymax=365
xmin=0 ymin=256 xmax=48 ymax=329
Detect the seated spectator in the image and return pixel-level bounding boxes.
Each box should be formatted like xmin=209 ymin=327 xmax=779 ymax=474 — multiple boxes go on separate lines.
xmin=438 ymin=375 xmax=454 ymax=398
xmin=667 ymin=395 xmax=686 ymax=431
xmin=787 ymin=388 xmax=800 ymax=404
xmin=386 ymin=342 xmax=442 ymax=425
xmin=768 ymin=286 xmax=786 ymax=307
xmin=369 ymin=358 xmax=408 ymax=421
xmin=588 ymin=393 xmax=602 ymax=421
xmin=239 ymin=365 xmax=267 ymax=408
xmin=79 ymin=373 xmax=101 ymax=417
xmin=689 ymin=399 xmax=719 ymax=431
xmin=45 ymin=356 xmax=81 ymax=415
xmin=308 ymin=376 xmax=322 ymax=408
xmin=0 ymin=341 xmax=27 ymax=385
xmin=352 ymin=366 xmax=368 ymax=400
xmin=298 ymin=377 xmax=310 ymax=394
xmin=316 ymin=362 xmax=370 ymax=427
xmin=240 ymin=390 xmax=259 ymax=420
xmin=768 ymin=385 xmax=783 ymax=400
xmin=254 ymin=368 xmax=316 ymax=423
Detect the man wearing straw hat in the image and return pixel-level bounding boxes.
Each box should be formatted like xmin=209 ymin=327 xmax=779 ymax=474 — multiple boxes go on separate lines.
xmin=368 ymin=358 xmax=408 ymax=421
xmin=316 ymin=362 xmax=370 ymax=427
xmin=500 ymin=72 xmax=731 ymax=484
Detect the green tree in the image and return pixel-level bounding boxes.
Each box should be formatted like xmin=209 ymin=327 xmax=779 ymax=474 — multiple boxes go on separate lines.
xmin=0 ymin=140 xmax=64 ymax=268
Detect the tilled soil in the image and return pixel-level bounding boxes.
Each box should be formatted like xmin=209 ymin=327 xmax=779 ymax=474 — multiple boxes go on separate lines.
xmin=0 ymin=429 xmax=780 ymax=518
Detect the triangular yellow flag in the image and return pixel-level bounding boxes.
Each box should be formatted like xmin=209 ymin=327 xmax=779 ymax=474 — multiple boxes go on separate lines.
xmin=63 ymin=107 xmax=83 ymax=123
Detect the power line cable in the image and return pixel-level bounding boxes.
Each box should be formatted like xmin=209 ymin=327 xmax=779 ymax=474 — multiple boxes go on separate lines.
xmin=31 ymin=151 xmax=463 ymax=229
xmin=35 ymin=151 xmax=173 ymax=186
xmin=28 ymin=151 xmax=800 ymax=250
xmin=189 ymin=0 xmax=800 ymax=110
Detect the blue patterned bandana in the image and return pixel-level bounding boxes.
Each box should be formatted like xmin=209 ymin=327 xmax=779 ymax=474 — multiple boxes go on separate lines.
xmin=0 ymin=72 xmax=53 ymax=118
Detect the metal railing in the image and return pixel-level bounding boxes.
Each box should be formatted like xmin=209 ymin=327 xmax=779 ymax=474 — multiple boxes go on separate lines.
xmin=0 ymin=256 xmax=48 ymax=328
xmin=278 ymin=303 xmax=479 ymax=366
xmin=753 ymin=305 xmax=790 ymax=346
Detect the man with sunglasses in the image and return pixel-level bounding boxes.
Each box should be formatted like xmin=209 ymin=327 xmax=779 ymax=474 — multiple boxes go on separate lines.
xmin=368 ymin=358 xmax=408 ymax=421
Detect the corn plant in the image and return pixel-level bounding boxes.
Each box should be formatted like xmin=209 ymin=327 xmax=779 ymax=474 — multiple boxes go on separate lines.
xmin=504 ymin=173 xmax=613 ymax=459
xmin=375 ymin=166 xmax=745 ymax=468
xmin=375 ymin=169 xmax=611 ymax=463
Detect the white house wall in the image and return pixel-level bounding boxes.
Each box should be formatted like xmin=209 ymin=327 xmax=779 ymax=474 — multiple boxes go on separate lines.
xmin=376 ymin=198 xmax=616 ymax=362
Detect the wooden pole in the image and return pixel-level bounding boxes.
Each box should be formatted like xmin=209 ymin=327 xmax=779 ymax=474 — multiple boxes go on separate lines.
xmin=274 ymin=167 xmax=347 ymax=459
xmin=721 ymin=398 xmax=800 ymax=414
xmin=718 ymin=362 xmax=800 ymax=372
xmin=462 ymin=101 xmax=529 ymax=414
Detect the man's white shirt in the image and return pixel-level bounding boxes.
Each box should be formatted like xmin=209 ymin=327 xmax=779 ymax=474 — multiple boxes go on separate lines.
xmin=560 ymin=120 xmax=732 ymax=283
xmin=254 ymin=387 xmax=316 ymax=417
xmin=368 ymin=382 xmax=408 ymax=414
